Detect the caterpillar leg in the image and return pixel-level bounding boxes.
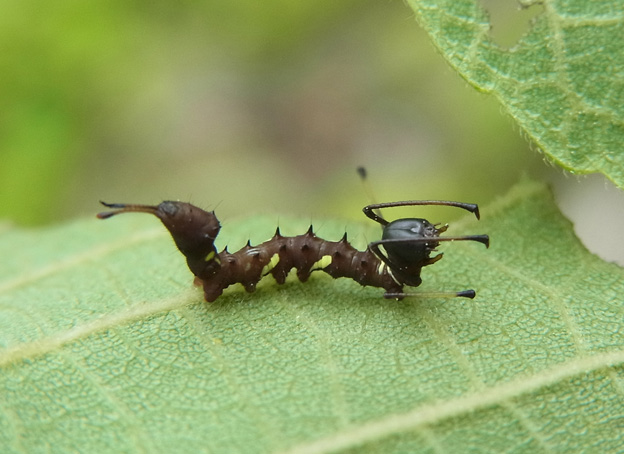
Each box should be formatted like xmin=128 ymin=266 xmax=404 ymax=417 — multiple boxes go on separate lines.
xmin=384 ymin=289 xmax=476 ymax=300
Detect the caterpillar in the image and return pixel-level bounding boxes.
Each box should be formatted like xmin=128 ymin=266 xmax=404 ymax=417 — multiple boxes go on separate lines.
xmin=97 ymin=196 xmax=489 ymax=302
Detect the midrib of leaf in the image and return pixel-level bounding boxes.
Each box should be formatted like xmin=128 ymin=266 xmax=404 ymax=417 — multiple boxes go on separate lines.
xmin=0 ymin=226 xmax=166 ymax=294
xmin=281 ymin=349 xmax=624 ymax=454
xmin=0 ymin=288 xmax=197 ymax=367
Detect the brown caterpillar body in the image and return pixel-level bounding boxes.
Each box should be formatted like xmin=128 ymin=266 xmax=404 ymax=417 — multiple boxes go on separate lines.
xmin=97 ymin=198 xmax=489 ymax=301
xmin=204 ymin=227 xmax=402 ymax=302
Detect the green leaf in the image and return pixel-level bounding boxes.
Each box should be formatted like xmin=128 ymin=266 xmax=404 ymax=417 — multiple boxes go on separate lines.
xmin=405 ymin=0 xmax=624 ymax=188
xmin=1 ymin=181 xmax=623 ymax=453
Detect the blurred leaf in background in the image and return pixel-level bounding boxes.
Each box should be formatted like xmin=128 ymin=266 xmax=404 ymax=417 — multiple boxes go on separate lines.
xmin=0 ymin=0 xmax=538 ymax=226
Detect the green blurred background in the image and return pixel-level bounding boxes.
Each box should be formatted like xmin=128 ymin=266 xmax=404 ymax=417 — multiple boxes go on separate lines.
xmin=0 ymin=0 xmax=548 ymax=226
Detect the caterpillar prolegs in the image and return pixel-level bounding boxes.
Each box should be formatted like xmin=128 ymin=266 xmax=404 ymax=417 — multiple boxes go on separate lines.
xmin=97 ymin=199 xmax=489 ymax=302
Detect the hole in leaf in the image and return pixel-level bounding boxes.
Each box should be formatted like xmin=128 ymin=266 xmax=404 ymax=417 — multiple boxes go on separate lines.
xmin=480 ymin=0 xmax=544 ymax=48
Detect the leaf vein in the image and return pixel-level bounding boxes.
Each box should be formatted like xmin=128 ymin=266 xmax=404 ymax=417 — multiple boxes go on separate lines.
xmin=282 ymin=350 xmax=624 ymax=454
xmin=0 ymin=228 xmax=165 ymax=295
xmin=0 ymin=288 xmax=198 ymax=367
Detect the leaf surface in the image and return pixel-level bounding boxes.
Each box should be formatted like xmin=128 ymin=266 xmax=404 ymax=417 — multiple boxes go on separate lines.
xmin=0 ymin=181 xmax=623 ymax=453
xmin=406 ymin=0 xmax=624 ymax=188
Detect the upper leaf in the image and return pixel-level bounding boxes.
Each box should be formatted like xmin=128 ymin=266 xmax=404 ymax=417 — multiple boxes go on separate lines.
xmin=0 ymin=181 xmax=623 ymax=453
xmin=406 ymin=0 xmax=624 ymax=188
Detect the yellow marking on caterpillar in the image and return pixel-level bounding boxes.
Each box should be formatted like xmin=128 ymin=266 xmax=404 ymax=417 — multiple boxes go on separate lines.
xmin=261 ymin=253 xmax=280 ymax=275
xmin=380 ymin=262 xmax=401 ymax=285
xmin=204 ymin=250 xmax=220 ymax=264
xmin=311 ymin=255 xmax=333 ymax=270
